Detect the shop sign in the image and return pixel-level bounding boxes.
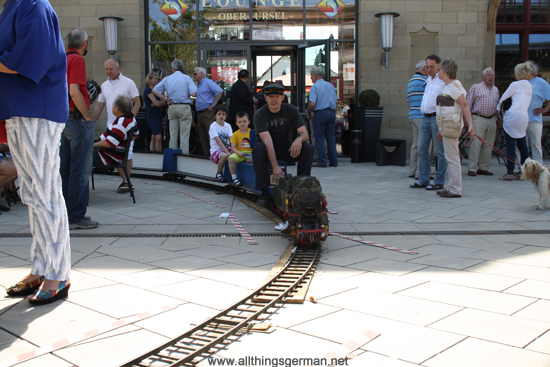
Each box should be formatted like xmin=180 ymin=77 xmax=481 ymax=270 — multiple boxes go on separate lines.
xmin=201 ymin=0 xmax=302 ymax=7
xmin=214 ymin=12 xmax=289 ymax=20
xmin=160 ymin=0 xmax=190 ymax=20
xmin=316 ymin=0 xmax=344 ymax=19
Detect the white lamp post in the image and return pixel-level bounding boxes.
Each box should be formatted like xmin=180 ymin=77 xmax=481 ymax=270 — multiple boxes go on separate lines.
xmin=375 ymin=12 xmax=400 ymax=68
xmin=99 ymin=16 xmax=124 ymax=58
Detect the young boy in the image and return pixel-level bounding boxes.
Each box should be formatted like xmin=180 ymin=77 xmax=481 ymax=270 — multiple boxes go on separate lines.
xmin=93 ymin=95 xmax=139 ymax=171
xmin=228 ymin=111 xmax=252 ymax=186
xmin=209 ymin=105 xmax=233 ymax=181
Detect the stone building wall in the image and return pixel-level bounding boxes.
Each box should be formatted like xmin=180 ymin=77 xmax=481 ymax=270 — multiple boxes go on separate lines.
xmin=51 ymin=0 xmax=146 ymax=134
xmin=359 ymin=0 xmax=491 ymax=149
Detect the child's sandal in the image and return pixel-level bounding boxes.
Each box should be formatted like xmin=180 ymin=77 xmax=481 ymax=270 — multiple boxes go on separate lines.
xmin=233 ymin=178 xmax=242 ymax=187
xmin=216 ymin=173 xmax=223 ymax=182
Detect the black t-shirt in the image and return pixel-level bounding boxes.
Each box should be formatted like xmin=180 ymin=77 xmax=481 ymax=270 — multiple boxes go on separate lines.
xmin=253 ymin=104 xmax=303 ymax=150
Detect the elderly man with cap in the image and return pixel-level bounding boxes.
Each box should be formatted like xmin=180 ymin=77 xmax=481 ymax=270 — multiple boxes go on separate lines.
xmin=253 ymin=83 xmax=314 ymax=207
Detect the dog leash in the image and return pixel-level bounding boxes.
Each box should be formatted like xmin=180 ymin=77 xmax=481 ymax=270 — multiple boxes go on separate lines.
xmin=465 ymin=134 xmax=521 ymax=167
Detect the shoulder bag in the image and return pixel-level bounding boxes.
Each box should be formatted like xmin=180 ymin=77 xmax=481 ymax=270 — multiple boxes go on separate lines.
xmin=436 ymin=81 xmax=464 ymax=139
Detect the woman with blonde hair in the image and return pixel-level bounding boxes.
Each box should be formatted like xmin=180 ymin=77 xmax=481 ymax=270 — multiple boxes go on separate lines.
xmin=435 ymin=58 xmax=474 ymax=198
xmin=497 ymin=62 xmax=533 ymax=181
xmin=143 ymin=72 xmax=166 ymax=151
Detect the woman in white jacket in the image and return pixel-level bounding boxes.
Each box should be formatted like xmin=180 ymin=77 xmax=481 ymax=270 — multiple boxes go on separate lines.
xmin=497 ymin=63 xmax=533 ymax=181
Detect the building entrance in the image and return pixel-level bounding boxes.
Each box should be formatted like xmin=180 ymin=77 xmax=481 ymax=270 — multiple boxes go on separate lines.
xmin=199 ymin=40 xmax=333 ymax=113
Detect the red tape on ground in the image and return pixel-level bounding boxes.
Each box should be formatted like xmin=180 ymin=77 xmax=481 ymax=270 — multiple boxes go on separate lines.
xmin=228 ymin=213 xmax=258 ymax=245
xmin=329 ymin=232 xmax=419 ymax=255
xmin=177 ymin=190 xmax=226 ymax=208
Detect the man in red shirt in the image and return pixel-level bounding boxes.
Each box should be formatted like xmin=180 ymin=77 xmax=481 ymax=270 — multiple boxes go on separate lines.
xmin=60 ymin=28 xmax=98 ymax=230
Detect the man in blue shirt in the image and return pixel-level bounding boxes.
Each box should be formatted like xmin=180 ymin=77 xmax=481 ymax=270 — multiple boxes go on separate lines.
xmin=153 ymin=59 xmax=197 ymax=153
xmin=194 ymin=67 xmax=224 ymax=156
xmin=0 ymin=0 xmax=71 ymax=305
xmin=406 ymin=61 xmax=428 ymax=179
xmin=306 ymin=67 xmax=338 ymax=168
xmin=525 ymin=62 xmax=550 ymax=164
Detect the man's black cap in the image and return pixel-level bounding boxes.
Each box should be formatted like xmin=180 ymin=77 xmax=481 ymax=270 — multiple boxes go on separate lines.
xmin=263 ymin=83 xmax=285 ymax=96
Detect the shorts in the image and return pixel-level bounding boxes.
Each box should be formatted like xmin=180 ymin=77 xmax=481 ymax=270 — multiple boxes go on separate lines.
xmin=210 ymin=148 xmax=231 ymax=164
xmin=228 ymin=152 xmax=252 ymax=164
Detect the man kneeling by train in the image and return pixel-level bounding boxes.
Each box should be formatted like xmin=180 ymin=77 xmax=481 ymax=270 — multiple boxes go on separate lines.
xmin=253 ymin=83 xmax=314 ymax=207
xmin=93 ymin=95 xmax=139 ymax=167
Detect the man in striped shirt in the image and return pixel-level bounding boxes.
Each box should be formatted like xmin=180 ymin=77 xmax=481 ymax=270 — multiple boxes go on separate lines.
xmin=466 ymin=67 xmax=500 ymax=176
xmin=406 ymin=60 xmax=428 ymax=178
xmin=93 ymin=95 xmax=139 ymax=166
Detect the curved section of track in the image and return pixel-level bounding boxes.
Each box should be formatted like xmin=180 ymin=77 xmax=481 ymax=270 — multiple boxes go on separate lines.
xmin=119 ymin=246 xmax=320 ymax=367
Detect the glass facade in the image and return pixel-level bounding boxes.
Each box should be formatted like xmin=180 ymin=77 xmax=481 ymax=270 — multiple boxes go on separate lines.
xmin=146 ymin=0 xmax=356 ymax=118
xmin=495 ymin=0 xmax=550 ymax=94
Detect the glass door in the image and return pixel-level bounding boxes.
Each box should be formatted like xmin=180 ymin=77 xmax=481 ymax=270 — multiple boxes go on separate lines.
xmin=199 ymin=45 xmax=251 ymax=99
xmin=297 ymin=40 xmax=331 ymax=112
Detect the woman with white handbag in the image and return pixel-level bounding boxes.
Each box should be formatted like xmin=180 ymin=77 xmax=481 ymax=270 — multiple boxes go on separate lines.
xmin=435 ymin=59 xmax=475 ymax=198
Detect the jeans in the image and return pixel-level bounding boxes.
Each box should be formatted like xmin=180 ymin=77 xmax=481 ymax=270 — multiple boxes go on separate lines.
xmin=505 ymin=132 xmax=529 ymax=174
xmin=253 ymin=141 xmax=314 ymax=191
xmin=417 ymin=115 xmax=447 ymax=185
xmin=312 ymin=109 xmax=338 ymax=167
xmin=60 ymin=117 xmax=94 ymax=223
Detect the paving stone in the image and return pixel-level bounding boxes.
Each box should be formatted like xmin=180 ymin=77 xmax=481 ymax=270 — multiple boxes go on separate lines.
xmin=404 ymin=266 xmax=522 ymax=291
xmin=430 ymin=308 xmax=550 ymax=348
xmin=514 ymin=300 xmax=550 ymax=323
xmin=526 ymin=330 xmax=550 ymax=354
xmin=504 ymin=279 xmax=550 ymax=300
xmin=424 ymin=337 xmax=550 ymax=367
xmin=291 ymin=310 xmax=465 ymax=364
xmin=68 ymin=284 xmax=183 ymax=319
xmin=321 ymin=287 xmax=462 ymax=326
xmin=398 ymin=281 xmax=536 ymax=314
xmin=349 ymin=258 xmax=428 ymax=275
xmin=55 ymin=329 xmax=168 ymax=367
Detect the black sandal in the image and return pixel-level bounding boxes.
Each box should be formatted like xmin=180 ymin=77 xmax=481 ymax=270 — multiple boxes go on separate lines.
xmin=410 ymin=182 xmax=428 ymax=188
xmin=426 ymin=184 xmax=444 ymax=190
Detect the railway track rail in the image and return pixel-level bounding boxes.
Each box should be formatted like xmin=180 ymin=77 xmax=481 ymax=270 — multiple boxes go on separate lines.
xmin=119 ymin=246 xmax=320 ymax=367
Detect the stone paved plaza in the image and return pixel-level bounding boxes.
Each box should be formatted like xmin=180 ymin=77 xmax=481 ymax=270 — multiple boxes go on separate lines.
xmin=1 ymin=156 xmax=550 ymax=367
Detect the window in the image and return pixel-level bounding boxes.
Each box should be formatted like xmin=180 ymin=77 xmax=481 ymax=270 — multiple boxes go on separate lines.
xmin=495 ymin=0 xmax=550 ymax=93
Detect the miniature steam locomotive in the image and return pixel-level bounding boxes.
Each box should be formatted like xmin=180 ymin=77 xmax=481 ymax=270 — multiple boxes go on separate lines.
xmin=273 ymin=175 xmax=329 ymax=246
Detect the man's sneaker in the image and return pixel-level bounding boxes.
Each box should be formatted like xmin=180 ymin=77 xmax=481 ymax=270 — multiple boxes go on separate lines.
xmin=69 ymin=217 xmax=99 ymax=230
xmin=117 ymin=182 xmax=134 ymax=193
xmin=256 ymin=193 xmax=270 ymax=207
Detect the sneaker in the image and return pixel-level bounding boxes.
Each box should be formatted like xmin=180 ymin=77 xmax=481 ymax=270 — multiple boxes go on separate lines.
xmin=256 ymin=193 xmax=270 ymax=207
xmin=69 ymin=217 xmax=98 ymax=230
xmin=117 ymin=182 xmax=134 ymax=193
xmin=438 ymin=190 xmax=461 ymax=198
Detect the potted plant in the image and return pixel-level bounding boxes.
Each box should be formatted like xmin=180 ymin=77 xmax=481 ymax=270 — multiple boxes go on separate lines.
xmin=356 ymin=89 xmax=383 ymax=162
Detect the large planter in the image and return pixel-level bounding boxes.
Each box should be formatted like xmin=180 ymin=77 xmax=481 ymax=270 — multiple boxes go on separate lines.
xmin=355 ymin=106 xmax=383 ymax=162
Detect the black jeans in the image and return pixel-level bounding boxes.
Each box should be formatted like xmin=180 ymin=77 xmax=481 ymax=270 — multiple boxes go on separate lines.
xmin=504 ymin=131 xmax=529 ymax=174
xmin=252 ymin=141 xmax=314 ymax=191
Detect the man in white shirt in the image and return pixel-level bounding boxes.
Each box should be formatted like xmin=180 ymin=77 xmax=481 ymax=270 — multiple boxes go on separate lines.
xmin=91 ymin=58 xmax=141 ymax=193
xmin=410 ymin=54 xmax=447 ymax=191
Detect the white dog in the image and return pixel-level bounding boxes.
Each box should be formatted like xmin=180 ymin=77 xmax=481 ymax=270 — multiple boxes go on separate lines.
xmin=521 ymin=158 xmax=550 ymax=210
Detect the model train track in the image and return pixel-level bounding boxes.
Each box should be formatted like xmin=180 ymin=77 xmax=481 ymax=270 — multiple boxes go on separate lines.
xmin=119 ymin=245 xmax=320 ymax=367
